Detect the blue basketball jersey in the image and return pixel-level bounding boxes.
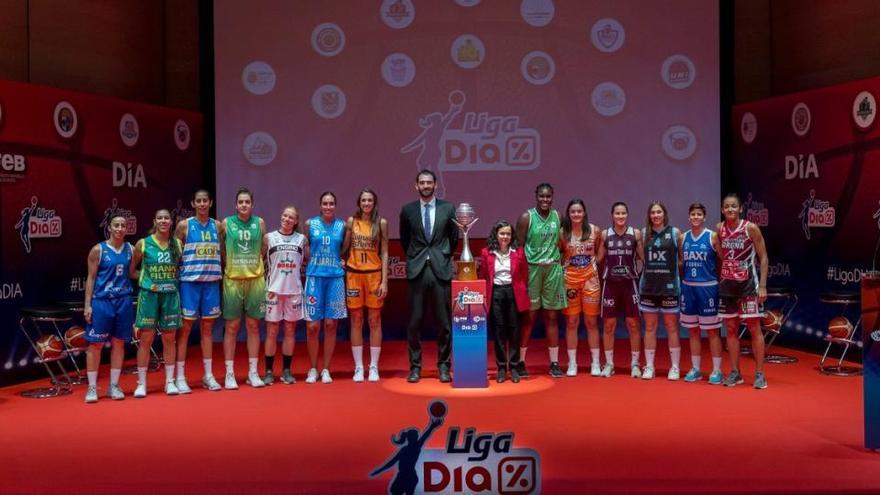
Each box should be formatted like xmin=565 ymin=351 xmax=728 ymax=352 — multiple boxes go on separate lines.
xmin=94 ymin=241 xmax=133 ymax=299
xmin=682 ymin=228 xmax=717 ymax=286
xmin=306 ymin=216 xmax=345 ymax=277
xmin=180 ymin=217 xmax=222 ymax=282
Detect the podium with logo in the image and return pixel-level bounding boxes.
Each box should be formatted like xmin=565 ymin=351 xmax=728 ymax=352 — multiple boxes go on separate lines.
xmin=862 ymin=274 xmax=880 ymax=450
xmin=451 ymin=280 xmax=488 ymax=388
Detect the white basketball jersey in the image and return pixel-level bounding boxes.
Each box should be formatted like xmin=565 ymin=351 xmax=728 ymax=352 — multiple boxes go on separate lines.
xmin=266 ymin=230 xmax=305 ymax=295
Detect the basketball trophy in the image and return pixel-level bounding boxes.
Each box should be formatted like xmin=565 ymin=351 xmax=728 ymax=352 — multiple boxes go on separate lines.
xmin=453 ymin=203 xmax=478 ymax=281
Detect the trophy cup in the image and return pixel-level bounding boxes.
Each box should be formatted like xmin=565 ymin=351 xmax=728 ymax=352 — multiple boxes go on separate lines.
xmin=453 ymin=203 xmax=479 ymax=281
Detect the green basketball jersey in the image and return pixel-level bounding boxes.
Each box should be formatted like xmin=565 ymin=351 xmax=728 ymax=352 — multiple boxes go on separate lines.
xmin=524 ymin=208 xmax=561 ymax=264
xmin=139 ymin=235 xmax=181 ymax=293
xmin=224 ymin=215 xmax=264 ymax=279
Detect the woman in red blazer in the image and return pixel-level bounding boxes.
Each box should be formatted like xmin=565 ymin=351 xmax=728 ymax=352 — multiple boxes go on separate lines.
xmin=478 ymin=220 xmax=530 ymax=383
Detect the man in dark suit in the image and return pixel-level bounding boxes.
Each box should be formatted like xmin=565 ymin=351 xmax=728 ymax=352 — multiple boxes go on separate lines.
xmin=399 ymin=169 xmax=459 ymax=383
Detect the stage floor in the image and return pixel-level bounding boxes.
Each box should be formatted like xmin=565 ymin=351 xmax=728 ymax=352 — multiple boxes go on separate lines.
xmin=0 ymin=340 xmax=875 ymax=495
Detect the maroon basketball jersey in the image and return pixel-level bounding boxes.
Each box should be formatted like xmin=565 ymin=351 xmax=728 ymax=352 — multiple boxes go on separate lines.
xmin=603 ymin=227 xmax=638 ymax=280
xmin=719 ymin=220 xmax=758 ymax=297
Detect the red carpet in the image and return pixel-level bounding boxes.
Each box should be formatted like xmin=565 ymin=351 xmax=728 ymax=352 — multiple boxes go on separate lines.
xmin=0 ymin=340 xmax=876 ymax=494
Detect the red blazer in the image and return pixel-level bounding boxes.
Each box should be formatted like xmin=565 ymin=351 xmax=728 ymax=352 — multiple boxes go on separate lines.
xmin=478 ymin=247 xmax=530 ymax=312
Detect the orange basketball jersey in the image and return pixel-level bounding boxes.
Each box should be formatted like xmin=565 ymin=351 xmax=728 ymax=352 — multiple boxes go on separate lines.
xmin=347 ymin=218 xmax=381 ymax=271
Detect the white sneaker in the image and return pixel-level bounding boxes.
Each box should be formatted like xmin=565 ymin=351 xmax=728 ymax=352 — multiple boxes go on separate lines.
xmin=305 ymin=368 xmax=318 ymax=384
xmin=134 ymin=382 xmax=147 ymax=398
xmin=631 ymin=364 xmax=642 ymax=379
xmin=368 ymin=366 xmax=380 ymax=382
xmin=590 ymin=362 xmax=601 ymax=377
xmin=224 ymin=372 xmax=239 ymax=390
xmin=165 ymin=380 xmax=180 ymax=395
xmin=175 ymin=378 xmax=192 ymax=394
xmin=667 ymin=366 xmax=681 ymax=381
xmin=108 ymin=385 xmax=125 ymax=400
xmin=566 ymin=361 xmax=578 ymax=377
xmin=85 ymin=385 xmax=98 ymax=403
xmin=641 ymin=366 xmax=655 ymax=380
xmin=600 ymin=363 xmax=615 ymax=377
xmin=246 ymin=371 xmax=265 ymax=388
xmin=321 ymin=368 xmax=333 ymax=384
xmin=202 ymin=375 xmax=222 ymax=391
xmin=353 ymin=366 xmax=365 ymax=382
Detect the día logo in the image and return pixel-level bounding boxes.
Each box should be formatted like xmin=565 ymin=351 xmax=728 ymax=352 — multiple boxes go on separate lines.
xmin=14 ymin=196 xmax=62 ymax=253
xmin=784 ymin=153 xmax=819 ymax=180
xmin=388 ymin=256 xmax=407 ymax=279
xmin=743 ymin=193 xmax=769 ymax=226
xmin=99 ymin=198 xmax=136 ymax=238
xmin=798 ymin=189 xmax=835 ymax=240
xmin=401 ymin=90 xmax=540 ymax=198
xmin=371 ymin=400 xmax=541 ymax=494
xmin=455 ymin=288 xmax=485 ymax=310
xmin=113 ymin=161 xmax=147 ymax=188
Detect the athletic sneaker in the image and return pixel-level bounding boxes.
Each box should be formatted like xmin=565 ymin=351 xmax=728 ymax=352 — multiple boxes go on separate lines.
xmin=165 ymin=380 xmax=180 ymax=396
xmin=280 ymin=369 xmax=296 ymax=384
xmin=368 ymin=366 xmax=380 ymax=382
xmin=518 ymin=362 xmax=530 ymax=378
xmin=305 ymin=368 xmax=318 ymax=384
xmin=549 ymin=362 xmax=564 ymax=378
xmin=108 ymin=385 xmax=125 ymax=400
xmin=203 ymin=375 xmax=222 ymax=391
xmin=566 ymin=361 xmax=578 ymax=377
xmin=684 ymin=368 xmax=703 ymax=382
xmin=262 ymin=370 xmax=275 ymax=386
xmin=85 ymin=385 xmax=98 ymax=403
xmin=600 ymin=363 xmax=615 ymax=378
xmin=134 ymin=382 xmax=147 ymax=398
xmin=631 ymin=364 xmax=642 ymax=379
xmin=224 ymin=372 xmax=239 ymax=390
xmin=753 ymin=371 xmax=768 ymax=390
xmin=590 ymin=362 xmax=601 ymax=377
xmin=708 ymin=370 xmax=723 ymax=385
xmin=175 ymin=378 xmax=192 ymax=394
xmin=321 ymin=369 xmax=333 ymax=384
xmin=353 ymin=366 xmax=365 ymax=383
xmin=667 ymin=366 xmax=680 ymax=381
xmin=246 ymin=371 xmax=265 ymax=388
xmin=641 ymin=366 xmax=655 ymax=380
xmin=723 ymin=369 xmax=744 ymax=387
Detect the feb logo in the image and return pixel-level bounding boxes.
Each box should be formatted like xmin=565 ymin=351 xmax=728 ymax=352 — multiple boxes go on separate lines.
xmin=99 ymin=198 xmax=136 ymax=238
xmin=14 ymin=196 xmax=62 ymax=253
xmin=798 ymin=189 xmax=835 ymax=240
xmin=743 ymin=193 xmax=769 ymax=226
xmin=371 ymin=400 xmax=541 ymax=495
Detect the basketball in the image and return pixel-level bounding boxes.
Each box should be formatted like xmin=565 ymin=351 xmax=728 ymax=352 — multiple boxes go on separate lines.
xmin=762 ymin=309 xmax=783 ymax=332
xmin=428 ymin=400 xmax=447 ymax=419
xmin=64 ymin=325 xmax=87 ymax=348
xmin=827 ymin=316 xmax=853 ymax=339
xmin=36 ymin=335 xmax=64 ymax=359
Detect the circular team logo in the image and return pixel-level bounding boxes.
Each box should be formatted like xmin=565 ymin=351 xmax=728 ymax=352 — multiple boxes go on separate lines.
xmin=311 ymin=84 xmax=347 ymax=119
xmin=521 ymin=0 xmax=554 ymax=27
xmin=119 ymin=113 xmax=139 ymax=148
xmin=381 ymin=0 xmax=415 ymax=29
xmin=455 ymin=0 xmax=480 ymax=6
xmin=174 ymin=119 xmax=191 ymax=151
xmin=591 ymin=81 xmax=626 ymax=116
xmin=661 ymin=54 xmax=696 ymax=89
xmin=791 ymin=102 xmax=811 ymax=137
xmin=451 ymin=34 xmax=485 ymax=69
xmin=852 ymin=90 xmax=876 ymax=130
xmin=520 ymin=51 xmax=555 ymax=85
xmin=740 ymin=112 xmax=757 ymax=144
xmin=381 ymin=53 xmax=416 ymax=87
xmin=241 ymin=61 xmax=276 ymax=95
xmin=242 ymin=131 xmax=277 ymax=166
xmin=311 ymin=22 xmax=345 ymax=57
xmin=53 ymin=101 xmax=78 ymax=139
xmin=662 ymin=125 xmax=697 ymax=160
xmin=591 ymin=18 xmax=625 ymax=53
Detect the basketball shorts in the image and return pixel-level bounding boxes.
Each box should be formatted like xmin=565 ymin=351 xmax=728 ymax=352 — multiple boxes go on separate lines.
xmin=86 ymin=297 xmax=133 ymax=342
xmin=265 ymin=293 xmax=303 ymax=322
xmin=304 ymin=276 xmax=348 ymax=321
xmin=180 ymin=281 xmax=221 ymax=320
xmin=680 ymin=284 xmax=721 ymax=329
xmin=345 ymin=270 xmax=385 ymax=309
xmin=639 ymin=294 xmax=680 ymax=314
xmin=222 ymin=277 xmax=266 ymax=320
xmin=601 ymin=279 xmax=639 ymax=318
xmin=718 ymin=295 xmax=763 ymax=320
xmin=562 ymin=272 xmax=601 ymax=317
xmin=135 ymin=291 xmax=181 ymax=331
xmin=528 ymin=263 xmax=566 ymax=311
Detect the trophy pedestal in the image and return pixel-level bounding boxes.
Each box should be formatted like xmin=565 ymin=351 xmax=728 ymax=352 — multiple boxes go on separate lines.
xmin=451 ymin=280 xmax=488 ymax=388
xmin=456 ymin=260 xmax=477 ymax=281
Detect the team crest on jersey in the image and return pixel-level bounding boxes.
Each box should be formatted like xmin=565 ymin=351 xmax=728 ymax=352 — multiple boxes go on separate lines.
xmin=15 ymin=196 xmax=62 ymax=253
